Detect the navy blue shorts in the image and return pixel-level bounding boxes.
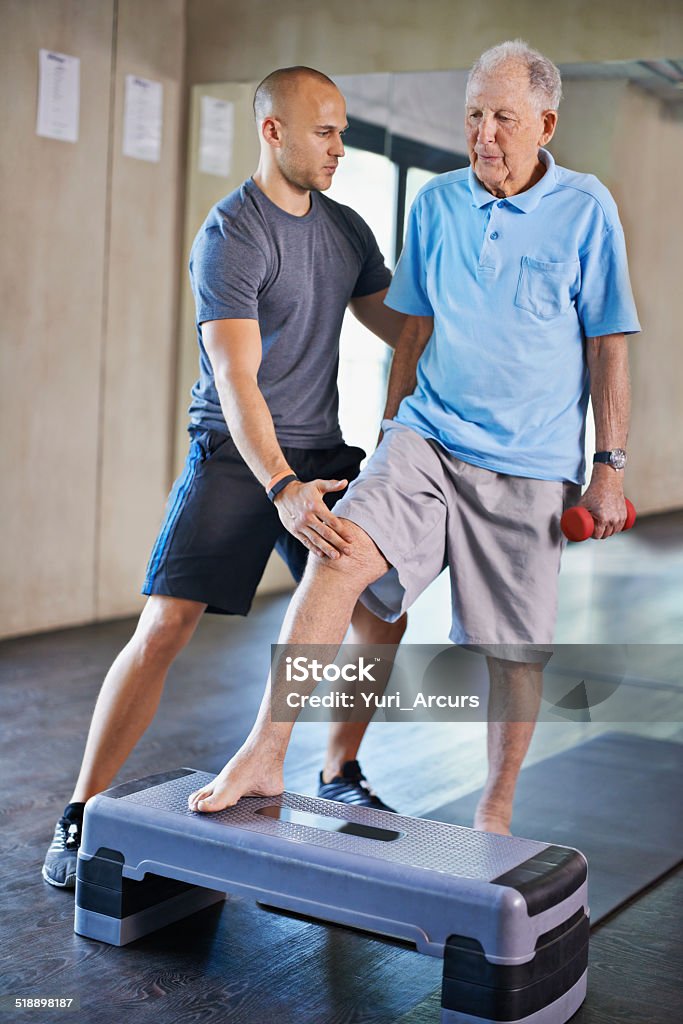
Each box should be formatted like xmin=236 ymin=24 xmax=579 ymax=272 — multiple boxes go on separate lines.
xmin=142 ymin=428 xmax=366 ymax=615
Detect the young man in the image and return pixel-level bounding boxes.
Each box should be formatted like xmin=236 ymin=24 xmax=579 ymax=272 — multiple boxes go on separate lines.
xmin=43 ymin=66 xmax=406 ymax=888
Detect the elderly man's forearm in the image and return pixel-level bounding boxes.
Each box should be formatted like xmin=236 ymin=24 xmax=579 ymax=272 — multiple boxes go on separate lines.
xmin=383 ymin=316 xmax=433 ymax=419
xmin=383 ymin=352 xmax=419 ymax=418
xmin=586 ymin=333 xmax=631 ymax=449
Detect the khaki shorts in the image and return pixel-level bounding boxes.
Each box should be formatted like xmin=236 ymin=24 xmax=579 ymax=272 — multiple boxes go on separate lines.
xmin=334 ymin=421 xmax=581 ymax=653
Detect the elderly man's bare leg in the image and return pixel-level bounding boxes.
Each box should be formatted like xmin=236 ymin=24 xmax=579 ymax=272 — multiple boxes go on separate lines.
xmin=187 ymin=521 xmax=391 ymax=813
xmin=473 ymin=658 xmax=544 ymax=835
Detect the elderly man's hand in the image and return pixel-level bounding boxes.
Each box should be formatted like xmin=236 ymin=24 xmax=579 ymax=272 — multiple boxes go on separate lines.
xmin=577 ymin=467 xmax=628 ymax=539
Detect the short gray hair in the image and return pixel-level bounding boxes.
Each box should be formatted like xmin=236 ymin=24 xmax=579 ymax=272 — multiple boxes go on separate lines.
xmin=466 ymin=40 xmax=562 ymax=111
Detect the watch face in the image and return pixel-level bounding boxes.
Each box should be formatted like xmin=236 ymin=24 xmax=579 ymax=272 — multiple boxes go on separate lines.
xmin=610 ymin=449 xmax=627 ymax=470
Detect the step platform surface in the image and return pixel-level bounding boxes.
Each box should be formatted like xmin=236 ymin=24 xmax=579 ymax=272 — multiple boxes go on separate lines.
xmin=75 ymin=768 xmax=589 ymax=1024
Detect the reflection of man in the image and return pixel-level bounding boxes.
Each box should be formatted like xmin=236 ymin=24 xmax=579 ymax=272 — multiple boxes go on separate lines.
xmin=42 ymin=66 xmax=407 ymax=888
xmin=188 ymin=41 xmax=640 ymax=834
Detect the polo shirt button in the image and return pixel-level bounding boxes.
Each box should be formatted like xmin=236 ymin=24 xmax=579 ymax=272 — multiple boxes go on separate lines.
xmin=490 ymin=231 xmax=499 ymax=240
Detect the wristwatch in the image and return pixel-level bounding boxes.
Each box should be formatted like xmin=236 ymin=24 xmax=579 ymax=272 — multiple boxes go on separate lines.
xmin=593 ymin=449 xmax=627 ymax=471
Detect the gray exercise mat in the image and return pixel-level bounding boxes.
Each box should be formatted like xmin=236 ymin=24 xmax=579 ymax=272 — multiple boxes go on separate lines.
xmin=424 ymin=731 xmax=683 ymax=924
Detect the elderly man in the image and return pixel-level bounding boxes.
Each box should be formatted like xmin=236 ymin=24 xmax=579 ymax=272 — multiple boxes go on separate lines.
xmin=187 ymin=41 xmax=640 ymax=834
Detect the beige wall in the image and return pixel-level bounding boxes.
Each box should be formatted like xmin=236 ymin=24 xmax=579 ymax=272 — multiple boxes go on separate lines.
xmin=1 ymin=0 xmax=185 ymax=637
xmin=186 ymin=0 xmax=683 ymax=84
xmin=1 ymin=0 xmax=113 ymax=637
xmin=552 ymin=80 xmax=683 ymax=514
xmin=612 ymin=87 xmax=683 ymax=511
xmin=97 ymin=0 xmax=185 ymax=618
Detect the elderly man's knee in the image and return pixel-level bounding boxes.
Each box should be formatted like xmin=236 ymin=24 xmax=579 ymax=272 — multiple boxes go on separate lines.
xmin=304 ymin=519 xmax=389 ymax=593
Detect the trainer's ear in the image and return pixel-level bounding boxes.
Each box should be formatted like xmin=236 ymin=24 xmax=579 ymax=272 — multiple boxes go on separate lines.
xmin=261 ymin=115 xmax=284 ymax=148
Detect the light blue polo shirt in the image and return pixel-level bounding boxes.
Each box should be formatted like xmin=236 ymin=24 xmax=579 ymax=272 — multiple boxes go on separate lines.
xmin=386 ymin=148 xmax=640 ymax=483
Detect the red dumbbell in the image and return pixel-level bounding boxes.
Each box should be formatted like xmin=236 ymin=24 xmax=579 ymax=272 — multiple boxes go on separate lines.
xmin=561 ymin=498 xmax=636 ymax=542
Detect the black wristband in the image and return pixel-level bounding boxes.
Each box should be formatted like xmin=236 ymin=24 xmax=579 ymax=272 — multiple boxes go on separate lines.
xmin=267 ymin=473 xmax=298 ymax=503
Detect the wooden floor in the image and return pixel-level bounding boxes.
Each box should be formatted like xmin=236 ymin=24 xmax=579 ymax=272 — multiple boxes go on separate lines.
xmin=0 ymin=510 xmax=681 ymax=1023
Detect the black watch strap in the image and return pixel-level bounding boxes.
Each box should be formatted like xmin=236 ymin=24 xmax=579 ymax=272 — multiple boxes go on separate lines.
xmin=267 ymin=473 xmax=298 ymax=503
xmin=593 ymin=449 xmax=627 ymax=470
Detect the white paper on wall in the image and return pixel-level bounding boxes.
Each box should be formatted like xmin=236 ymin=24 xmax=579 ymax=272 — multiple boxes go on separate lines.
xmin=123 ymin=75 xmax=163 ymax=162
xmin=36 ymin=49 xmax=80 ymax=143
xmin=199 ymin=96 xmax=235 ymax=177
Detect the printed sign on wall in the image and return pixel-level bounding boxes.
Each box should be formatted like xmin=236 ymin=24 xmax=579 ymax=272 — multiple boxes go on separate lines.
xmin=199 ymin=96 xmax=235 ymax=177
xmin=36 ymin=49 xmax=80 ymax=143
xmin=123 ymin=75 xmax=163 ymax=162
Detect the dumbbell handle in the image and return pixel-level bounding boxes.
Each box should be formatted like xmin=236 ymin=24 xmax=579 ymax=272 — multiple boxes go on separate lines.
xmin=561 ymin=498 xmax=637 ymax=542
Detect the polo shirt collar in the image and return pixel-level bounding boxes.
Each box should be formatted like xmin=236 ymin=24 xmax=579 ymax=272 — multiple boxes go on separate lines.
xmin=468 ymin=148 xmax=556 ymax=212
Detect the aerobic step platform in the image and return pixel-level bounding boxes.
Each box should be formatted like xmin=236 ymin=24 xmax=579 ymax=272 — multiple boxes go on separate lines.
xmin=75 ymin=769 xmax=589 ymax=1024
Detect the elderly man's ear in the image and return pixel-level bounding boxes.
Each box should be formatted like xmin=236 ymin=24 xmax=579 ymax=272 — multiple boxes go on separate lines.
xmin=540 ymin=110 xmax=558 ymax=147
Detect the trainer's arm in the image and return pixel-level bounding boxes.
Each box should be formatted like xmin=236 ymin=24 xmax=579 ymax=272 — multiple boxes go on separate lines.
xmin=348 ymin=288 xmax=407 ymax=349
xmin=204 ymin=318 xmax=286 ymax=484
xmin=203 ymin=318 xmax=353 ymax=559
xmin=580 ymin=333 xmax=631 ymax=539
xmin=382 ymin=314 xmax=433 ymax=420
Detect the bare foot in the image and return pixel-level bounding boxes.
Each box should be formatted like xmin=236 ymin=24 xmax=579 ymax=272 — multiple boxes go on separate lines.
xmin=473 ymin=798 xmax=512 ymax=836
xmin=188 ymin=747 xmax=285 ymax=813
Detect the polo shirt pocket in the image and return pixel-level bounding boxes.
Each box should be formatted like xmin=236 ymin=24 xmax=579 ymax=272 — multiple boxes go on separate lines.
xmin=515 ymin=256 xmax=580 ymax=319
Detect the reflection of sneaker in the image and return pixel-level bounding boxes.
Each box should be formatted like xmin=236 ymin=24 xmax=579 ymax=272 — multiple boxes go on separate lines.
xmin=317 ymin=760 xmax=396 ymax=812
xmin=42 ymin=804 xmax=84 ymax=889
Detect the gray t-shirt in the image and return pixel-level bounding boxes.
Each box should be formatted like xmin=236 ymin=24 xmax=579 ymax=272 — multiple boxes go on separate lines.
xmin=188 ymin=177 xmax=391 ymax=448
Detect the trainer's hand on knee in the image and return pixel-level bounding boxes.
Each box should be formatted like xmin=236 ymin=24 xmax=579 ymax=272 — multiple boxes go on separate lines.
xmin=274 ymin=479 xmax=354 ymax=558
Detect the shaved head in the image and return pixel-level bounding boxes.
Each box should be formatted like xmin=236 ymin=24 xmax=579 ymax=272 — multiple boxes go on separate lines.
xmin=253 ymin=66 xmax=339 ymax=122
xmin=251 ymin=66 xmax=347 ymax=199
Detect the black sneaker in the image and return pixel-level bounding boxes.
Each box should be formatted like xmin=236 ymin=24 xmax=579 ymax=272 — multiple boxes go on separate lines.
xmin=42 ymin=803 xmax=85 ymax=889
xmin=317 ymin=760 xmax=396 ymax=812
